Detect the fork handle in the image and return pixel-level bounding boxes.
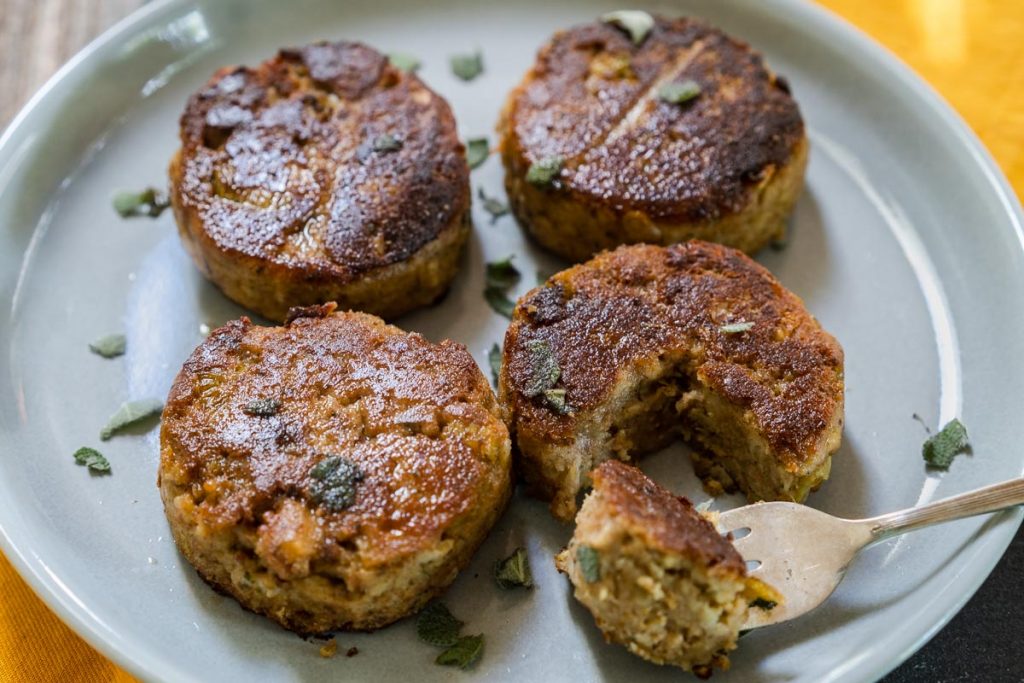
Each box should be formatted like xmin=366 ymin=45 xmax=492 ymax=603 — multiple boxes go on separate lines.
xmin=866 ymin=478 xmax=1024 ymax=541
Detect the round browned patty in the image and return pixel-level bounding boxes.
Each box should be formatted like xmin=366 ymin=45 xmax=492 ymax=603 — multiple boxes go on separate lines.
xmin=158 ymin=305 xmax=511 ymax=634
xmin=499 ymin=241 xmax=844 ymax=521
xmin=556 ymin=461 xmax=778 ymax=676
xmin=170 ymin=41 xmax=471 ymax=322
xmin=500 ymin=15 xmax=807 ymax=262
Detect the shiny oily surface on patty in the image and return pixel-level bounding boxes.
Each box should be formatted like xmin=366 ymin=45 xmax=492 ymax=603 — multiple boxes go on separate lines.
xmin=172 ymin=41 xmax=469 ymax=282
xmin=503 ymin=15 xmax=803 ymax=222
xmin=503 ymin=241 xmax=844 ymax=468
xmin=159 ymin=307 xmax=510 ymax=568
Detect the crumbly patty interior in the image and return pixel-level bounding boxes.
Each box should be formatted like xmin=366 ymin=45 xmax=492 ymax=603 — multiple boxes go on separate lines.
xmin=159 ymin=309 xmax=511 ymax=633
xmin=556 ymin=485 xmax=748 ymax=676
xmin=501 ymin=242 xmax=844 ymax=521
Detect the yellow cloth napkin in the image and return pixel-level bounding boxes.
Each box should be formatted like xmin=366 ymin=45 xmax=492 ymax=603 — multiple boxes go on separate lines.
xmin=1 ymin=1 xmax=1021 ymax=680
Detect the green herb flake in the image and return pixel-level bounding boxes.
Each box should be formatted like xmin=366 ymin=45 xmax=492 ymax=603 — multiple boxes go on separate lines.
xmin=484 ymin=287 xmax=516 ymax=318
xmin=373 ymin=134 xmax=403 ymax=153
xmin=478 ymin=188 xmax=509 ymax=223
xmin=466 ymin=137 xmax=490 ymax=169
xmin=720 ymin=321 xmax=754 ymax=334
xmin=100 ymin=398 xmax=163 ymax=440
xmin=543 ymin=388 xmax=570 ymax=414
xmin=89 ymin=333 xmax=126 ymax=359
xmin=770 ymin=236 xmax=789 ymax=251
xmin=494 ymin=547 xmax=533 ymax=589
xmin=73 ymin=447 xmax=111 ymax=474
xmin=243 ymin=398 xmax=281 ymax=417
xmin=577 ymin=545 xmax=601 ymax=583
xmin=488 ymin=343 xmax=502 ymax=387
xmin=113 ymin=188 xmax=170 ymax=218
xmin=525 ymin=156 xmax=564 ymax=187
xmin=536 ymin=267 xmax=557 ymax=285
xmin=388 ymin=52 xmax=421 ymax=72
xmin=922 ymin=418 xmax=971 ymax=469
xmin=657 ymin=79 xmax=701 ymax=105
xmin=417 ymin=602 xmax=464 ymax=648
xmin=436 ymin=634 xmax=484 ymax=669
xmin=522 ymin=339 xmax=560 ymax=398
xmin=485 ymin=257 xmax=521 ymax=289
xmin=308 ymin=456 xmax=364 ymax=511
xmin=600 ymin=10 xmax=655 ymax=45
xmin=450 ymin=51 xmax=484 ymax=81
xmin=751 ymin=597 xmax=778 ymax=611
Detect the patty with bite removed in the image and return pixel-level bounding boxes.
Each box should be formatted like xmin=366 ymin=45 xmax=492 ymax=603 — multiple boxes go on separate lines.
xmin=500 ymin=14 xmax=806 ymax=262
xmin=499 ymin=241 xmax=844 ymax=521
xmin=159 ymin=305 xmax=511 ymax=634
xmin=170 ymin=41 xmax=470 ymax=322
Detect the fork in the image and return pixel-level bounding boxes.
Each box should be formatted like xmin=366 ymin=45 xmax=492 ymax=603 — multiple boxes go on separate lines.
xmin=717 ymin=478 xmax=1024 ymax=628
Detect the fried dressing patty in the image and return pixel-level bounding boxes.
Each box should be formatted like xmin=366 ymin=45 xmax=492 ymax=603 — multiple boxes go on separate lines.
xmin=499 ymin=242 xmax=844 ymax=521
xmin=170 ymin=41 xmax=471 ymax=322
xmin=500 ymin=15 xmax=806 ymax=262
xmin=159 ymin=305 xmax=511 ymax=633
xmin=556 ymin=461 xmax=778 ymax=676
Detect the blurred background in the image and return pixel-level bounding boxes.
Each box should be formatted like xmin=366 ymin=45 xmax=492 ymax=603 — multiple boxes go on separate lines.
xmin=0 ymin=1 xmax=1021 ymax=681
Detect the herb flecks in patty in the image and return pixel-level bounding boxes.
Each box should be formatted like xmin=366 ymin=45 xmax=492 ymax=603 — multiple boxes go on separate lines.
xmin=243 ymin=398 xmax=281 ymax=417
xmin=308 ymin=456 xmax=364 ymax=511
xmin=658 ymin=79 xmax=701 ymax=104
xmin=577 ymin=545 xmax=601 ymax=583
xmin=600 ymin=10 xmax=655 ymax=45
xmin=720 ymin=321 xmax=754 ymax=334
xmin=526 ymin=156 xmax=563 ymax=187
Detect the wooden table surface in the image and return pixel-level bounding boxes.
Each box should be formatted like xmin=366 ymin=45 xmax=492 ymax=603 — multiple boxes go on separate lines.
xmin=1 ymin=1 xmax=1022 ymax=681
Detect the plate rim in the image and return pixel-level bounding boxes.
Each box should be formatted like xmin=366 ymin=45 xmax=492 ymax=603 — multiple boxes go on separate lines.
xmin=0 ymin=0 xmax=1021 ymax=681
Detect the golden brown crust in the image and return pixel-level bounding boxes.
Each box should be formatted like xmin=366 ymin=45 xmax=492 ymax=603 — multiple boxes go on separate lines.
xmin=500 ymin=241 xmax=844 ymax=518
xmin=159 ymin=311 xmax=511 ymax=632
xmin=500 ymin=16 xmax=805 ymax=260
xmin=590 ymin=461 xmax=744 ymax=573
xmin=170 ymin=42 xmax=470 ymax=320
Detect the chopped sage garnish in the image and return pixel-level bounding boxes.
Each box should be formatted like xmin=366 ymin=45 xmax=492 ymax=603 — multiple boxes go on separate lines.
xmin=720 ymin=321 xmax=754 ymax=334
xmin=477 ymin=188 xmax=509 ymax=223
xmin=244 ymin=398 xmax=281 ymax=417
xmin=526 ymin=156 xmax=563 ymax=187
xmin=436 ymin=634 xmax=484 ymax=669
xmin=308 ymin=456 xmax=364 ymax=511
xmin=373 ymin=134 xmax=402 ymax=153
xmin=89 ymin=333 xmax=126 ymax=359
xmin=417 ymin=602 xmax=464 ymax=648
xmin=388 ymin=52 xmax=421 ymax=72
xmin=485 ymin=257 xmax=521 ymax=289
xmin=521 ymin=339 xmax=560 ymax=398
xmin=658 ymin=79 xmax=701 ymax=104
xmin=577 ymin=545 xmax=601 ymax=583
xmin=74 ymin=447 xmax=111 ymax=474
xmin=100 ymin=398 xmax=163 ymax=440
xmin=542 ymin=388 xmax=570 ymax=414
xmin=466 ymin=137 xmax=490 ymax=169
xmin=450 ymin=51 xmax=484 ymax=81
xmin=113 ymin=188 xmax=170 ymax=218
xmin=751 ymin=597 xmax=778 ymax=611
xmin=494 ymin=547 xmax=533 ymax=589
xmin=488 ymin=343 xmax=502 ymax=387
xmin=484 ymin=287 xmax=516 ymax=318
xmin=922 ymin=418 xmax=971 ymax=469
xmin=770 ymin=236 xmax=789 ymax=251
xmin=600 ymin=10 xmax=655 ymax=45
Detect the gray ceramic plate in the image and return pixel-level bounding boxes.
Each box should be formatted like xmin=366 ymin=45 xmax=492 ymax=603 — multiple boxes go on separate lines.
xmin=2 ymin=0 xmax=1023 ymax=681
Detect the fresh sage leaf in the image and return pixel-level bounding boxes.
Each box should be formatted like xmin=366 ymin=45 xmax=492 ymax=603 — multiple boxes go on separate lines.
xmin=658 ymin=79 xmax=701 ymax=104
xmin=308 ymin=456 xmax=364 ymax=511
xmin=600 ymin=10 xmax=655 ymax=45
xmin=488 ymin=343 xmax=502 ymax=387
xmin=478 ymin=188 xmax=509 ymax=223
xmin=484 ymin=287 xmax=516 ymax=318
xmin=100 ymin=398 xmax=163 ymax=440
xmin=89 ymin=333 xmax=126 ymax=359
xmin=450 ymin=51 xmax=484 ymax=81
xmin=542 ymin=388 xmax=570 ymax=414
xmin=494 ymin=547 xmax=533 ymax=589
xmin=720 ymin=321 xmax=754 ymax=334
xmin=521 ymin=339 xmax=560 ymax=398
xmin=485 ymin=257 xmax=521 ymax=289
xmin=466 ymin=137 xmax=490 ymax=169
xmin=113 ymin=188 xmax=170 ymax=218
xmin=417 ymin=602 xmax=463 ymax=648
xmin=74 ymin=446 xmax=111 ymax=474
xmin=436 ymin=634 xmax=484 ymax=669
xmin=373 ymin=134 xmax=402 ymax=153
xmin=388 ymin=52 xmax=421 ymax=72
xmin=922 ymin=418 xmax=971 ymax=469
xmin=526 ymin=156 xmax=563 ymax=187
